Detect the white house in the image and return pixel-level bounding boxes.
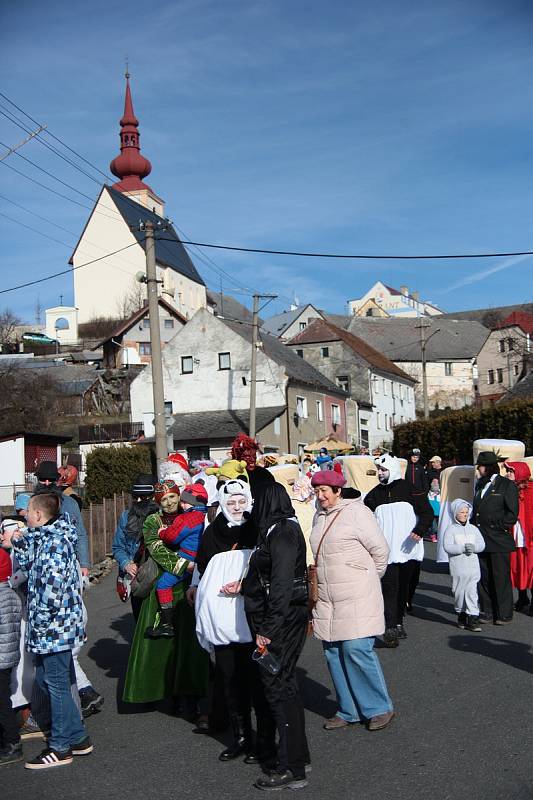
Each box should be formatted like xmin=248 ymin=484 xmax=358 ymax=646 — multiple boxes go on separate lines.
xmin=0 ymin=431 xmax=71 ymax=506
xmin=262 ymin=304 xmax=325 ymax=341
xmin=348 ymin=282 xmax=442 ymax=318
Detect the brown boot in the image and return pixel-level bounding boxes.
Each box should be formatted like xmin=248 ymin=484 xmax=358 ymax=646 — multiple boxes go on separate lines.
xmin=323 ymin=715 xmax=351 ymax=730
xmin=368 ymin=711 xmax=395 ymax=731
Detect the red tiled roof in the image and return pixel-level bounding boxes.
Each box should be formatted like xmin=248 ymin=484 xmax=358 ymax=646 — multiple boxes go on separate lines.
xmin=496 ymin=311 xmax=533 ymax=334
xmin=288 ymin=318 xmax=415 ymax=382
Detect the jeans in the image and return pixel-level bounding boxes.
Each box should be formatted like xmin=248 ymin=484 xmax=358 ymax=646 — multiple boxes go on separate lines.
xmin=323 ymin=637 xmax=394 ymax=722
xmin=35 ymin=651 xmax=86 ymax=753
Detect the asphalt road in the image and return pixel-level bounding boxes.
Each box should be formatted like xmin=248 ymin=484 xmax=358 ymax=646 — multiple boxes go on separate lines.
xmin=5 ymin=545 xmax=533 ymax=800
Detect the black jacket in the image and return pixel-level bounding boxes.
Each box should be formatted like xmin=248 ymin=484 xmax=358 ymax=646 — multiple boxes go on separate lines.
xmin=364 ymin=478 xmax=434 ymax=537
xmin=472 ymin=475 xmax=519 ymax=553
xmin=405 ymin=461 xmax=429 ymax=494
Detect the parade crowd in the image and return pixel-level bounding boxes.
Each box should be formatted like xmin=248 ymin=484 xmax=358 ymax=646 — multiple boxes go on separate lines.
xmin=0 ymin=434 xmax=531 ymax=792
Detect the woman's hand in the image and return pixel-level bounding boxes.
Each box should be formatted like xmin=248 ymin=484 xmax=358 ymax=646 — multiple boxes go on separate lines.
xmin=409 ymin=533 xmax=422 ymax=542
xmin=186 ymin=586 xmax=197 ymax=607
xmin=124 ymin=562 xmax=138 ymax=578
xmin=256 ymin=634 xmax=271 ymax=648
xmin=220 ymin=580 xmax=242 ymax=596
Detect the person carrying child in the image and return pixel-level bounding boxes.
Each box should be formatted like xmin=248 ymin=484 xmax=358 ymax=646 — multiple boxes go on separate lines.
xmin=10 ymin=493 xmax=90 ymax=770
xmin=443 ymin=499 xmax=485 ymax=632
xmin=0 ymin=548 xmax=23 ymax=766
xmin=146 ymin=482 xmax=208 ymax=639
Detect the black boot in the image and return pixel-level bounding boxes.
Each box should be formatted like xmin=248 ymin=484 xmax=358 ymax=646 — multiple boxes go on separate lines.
xmin=146 ymin=605 xmax=174 ymax=639
xmin=515 ymin=590 xmax=530 ymax=613
xmin=219 ymin=715 xmax=253 ymax=761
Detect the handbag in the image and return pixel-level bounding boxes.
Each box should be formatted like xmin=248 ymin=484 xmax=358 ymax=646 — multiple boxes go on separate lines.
xmin=130 ymin=549 xmax=159 ymax=599
xmin=308 ymin=509 xmax=342 ymax=610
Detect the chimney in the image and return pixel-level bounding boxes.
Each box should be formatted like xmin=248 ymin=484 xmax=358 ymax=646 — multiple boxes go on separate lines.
xmin=412 ymin=291 xmax=419 ymax=302
xmin=400 ymin=285 xmax=408 ymax=296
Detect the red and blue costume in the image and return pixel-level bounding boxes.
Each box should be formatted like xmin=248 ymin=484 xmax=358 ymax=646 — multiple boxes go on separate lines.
xmin=156 ymin=505 xmax=207 ymax=604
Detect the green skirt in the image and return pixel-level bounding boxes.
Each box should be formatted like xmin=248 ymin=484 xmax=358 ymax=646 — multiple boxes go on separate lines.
xmin=122 ymin=583 xmax=209 ymax=704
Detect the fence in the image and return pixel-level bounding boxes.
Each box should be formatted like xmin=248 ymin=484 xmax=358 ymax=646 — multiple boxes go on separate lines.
xmin=82 ymin=492 xmax=128 ymax=564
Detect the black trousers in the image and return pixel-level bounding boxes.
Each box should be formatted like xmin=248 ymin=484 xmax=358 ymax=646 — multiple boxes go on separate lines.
xmin=249 ymin=605 xmax=310 ymax=779
xmin=478 ymin=552 xmax=514 ymax=621
xmin=0 ymin=667 xmax=19 ymax=747
xmin=214 ymin=642 xmax=264 ymax=723
xmin=381 ymin=561 xmax=419 ymax=628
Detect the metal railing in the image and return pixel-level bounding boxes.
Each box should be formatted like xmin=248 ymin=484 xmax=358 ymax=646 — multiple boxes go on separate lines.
xmin=78 ymin=422 xmax=145 ymax=444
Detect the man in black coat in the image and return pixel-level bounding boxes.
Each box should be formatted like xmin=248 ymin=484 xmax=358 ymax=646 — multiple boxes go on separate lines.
xmin=404 ymin=448 xmax=429 ymax=495
xmin=365 ymin=455 xmax=434 ymax=647
xmin=472 ymin=451 xmax=519 ymax=624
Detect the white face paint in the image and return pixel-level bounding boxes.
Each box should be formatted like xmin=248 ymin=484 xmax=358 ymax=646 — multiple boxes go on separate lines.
xmin=225 ymin=494 xmax=248 ymax=522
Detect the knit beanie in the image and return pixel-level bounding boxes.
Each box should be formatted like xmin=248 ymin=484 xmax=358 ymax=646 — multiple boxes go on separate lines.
xmin=35 ymin=460 xmax=60 ymax=482
xmin=0 ymin=549 xmax=12 ymax=583
xmin=180 ymin=483 xmax=208 ymax=507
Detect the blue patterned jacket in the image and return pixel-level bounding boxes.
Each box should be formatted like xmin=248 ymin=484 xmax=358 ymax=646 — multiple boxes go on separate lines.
xmin=12 ymin=515 xmax=84 ymax=654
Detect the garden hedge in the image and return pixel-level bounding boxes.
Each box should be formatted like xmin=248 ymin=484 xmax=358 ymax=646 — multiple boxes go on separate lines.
xmin=84 ymin=445 xmax=153 ymax=504
xmin=392 ymin=399 xmax=533 ymax=464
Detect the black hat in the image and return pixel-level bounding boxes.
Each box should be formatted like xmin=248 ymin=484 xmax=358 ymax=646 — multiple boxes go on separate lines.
xmin=35 ymin=461 xmax=60 ymax=482
xmin=476 ymin=451 xmax=499 ymax=466
xmin=131 ymin=474 xmax=157 ymax=497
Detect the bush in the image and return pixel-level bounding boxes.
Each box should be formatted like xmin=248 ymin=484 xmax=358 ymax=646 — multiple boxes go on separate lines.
xmin=393 ymin=399 xmax=533 ymax=464
xmin=85 ymin=445 xmax=153 ymax=504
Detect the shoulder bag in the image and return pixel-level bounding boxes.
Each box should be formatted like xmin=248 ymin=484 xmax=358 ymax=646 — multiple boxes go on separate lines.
xmin=307 ymin=509 xmax=342 ymax=610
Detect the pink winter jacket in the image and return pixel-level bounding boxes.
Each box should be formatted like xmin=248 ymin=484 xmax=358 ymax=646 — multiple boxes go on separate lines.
xmin=310 ymin=497 xmax=389 ymax=642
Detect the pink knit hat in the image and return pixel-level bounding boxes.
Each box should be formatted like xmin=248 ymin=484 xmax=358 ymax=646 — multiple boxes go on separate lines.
xmin=310 ymin=469 xmax=346 ymax=488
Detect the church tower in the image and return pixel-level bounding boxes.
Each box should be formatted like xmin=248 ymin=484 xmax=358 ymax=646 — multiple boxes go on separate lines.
xmin=109 ymin=72 xmax=165 ymax=216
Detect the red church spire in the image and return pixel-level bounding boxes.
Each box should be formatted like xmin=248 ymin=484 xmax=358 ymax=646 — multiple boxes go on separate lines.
xmin=110 ymin=72 xmax=153 ymax=192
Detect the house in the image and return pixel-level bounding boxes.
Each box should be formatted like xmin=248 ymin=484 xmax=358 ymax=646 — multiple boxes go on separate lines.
xmin=261 ymin=304 xmax=325 ymax=341
xmin=129 ymin=307 xmax=348 ymax=461
xmin=70 ymin=75 xmax=207 ymax=324
xmin=287 ymin=318 xmax=417 ymax=450
xmin=0 ymin=431 xmax=71 ymax=506
xmin=476 ymin=312 xmax=533 ymax=405
xmin=497 ymin=355 xmax=533 ymax=404
xmin=440 ymin=302 xmax=533 ymax=328
xmin=348 ymin=282 xmax=442 ymax=318
xmin=342 ymin=316 xmax=488 ymax=411
xmin=95 ymin=298 xmax=187 ymax=368
xmin=206 ymin=290 xmax=258 ymax=325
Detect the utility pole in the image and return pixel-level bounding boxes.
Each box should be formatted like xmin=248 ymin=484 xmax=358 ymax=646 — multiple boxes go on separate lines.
xmin=249 ymin=293 xmax=277 ymax=439
xmin=249 ymin=294 xmax=260 ymax=439
xmin=143 ymin=222 xmax=168 ymax=473
xmin=415 ymin=320 xmax=440 ymax=420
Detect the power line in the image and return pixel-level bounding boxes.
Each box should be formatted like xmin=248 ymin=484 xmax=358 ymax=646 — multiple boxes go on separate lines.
xmin=0 ymin=241 xmax=142 ymax=295
xmin=155 ymin=238 xmax=533 ymax=261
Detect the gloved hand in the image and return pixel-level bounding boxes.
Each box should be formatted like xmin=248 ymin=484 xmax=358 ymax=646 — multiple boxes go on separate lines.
xmin=464 ymin=543 xmax=475 ymax=556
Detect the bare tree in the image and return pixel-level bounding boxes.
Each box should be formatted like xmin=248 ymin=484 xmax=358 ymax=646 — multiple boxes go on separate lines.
xmin=0 ymin=360 xmax=60 ymax=435
xmin=115 ymin=282 xmax=146 ymax=319
xmin=0 ymin=308 xmax=22 ymax=349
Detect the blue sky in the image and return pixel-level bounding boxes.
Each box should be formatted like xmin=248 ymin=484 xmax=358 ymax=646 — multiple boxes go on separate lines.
xmin=2 ymin=0 xmax=533 ymax=322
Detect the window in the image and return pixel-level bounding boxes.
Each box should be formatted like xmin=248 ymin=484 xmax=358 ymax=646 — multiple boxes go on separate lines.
xmin=487 ymin=370 xmax=495 ymax=385
xmin=373 ymin=376 xmax=380 ymax=394
xmin=296 ymin=396 xmax=308 ymax=419
xmin=164 ymin=318 xmax=174 ymax=329
xmin=187 ymin=445 xmax=210 ymax=461
xmin=143 ymin=318 xmax=150 ymax=329
xmin=321 ymin=347 xmax=329 ymax=358
xmin=336 ymin=375 xmax=349 ymax=393
xmin=299 ymin=322 xmax=306 ymax=331
xmin=331 ymin=404 xmax=341 ymax=425
xmin=385 ymin=415 xmax=390 ymax=431
xmin=376 ymin=412 xmax=381 ymax=429
xmin=218 ymin=352 xmax=231 ymax=370
xmin=181 ymin=355 xmax=193 ymax=374
xmin=383 ymin=379 xmax=388 ymax=396
xmin=164 ymin=401 xmax=173 ymax=415
xmin=274 ymin=417 xmax=281 ymax=435
xmin=499 ymin=340 xmax=505 ymax=353
xmin=360 ymin=417 xmax=368 ymax=426
xmin=508 ymin=338 xmax=514 ymax=350
xmin=399 ymin=384 xmax=404 ymax=400
xmin=296 ymin=349 xmax=303 ymax=358
xmin=514 ymin=364 xmax=519 ymax=376
xmin=139 ymin=342 xmax=151 ymax=355
xmin=497 ymin=368 xmax=503 ymax=383
xmin=316 ymin=400 xmax=323 ymax=421
xmin=444 ymin=362 xmax=453 ymax=376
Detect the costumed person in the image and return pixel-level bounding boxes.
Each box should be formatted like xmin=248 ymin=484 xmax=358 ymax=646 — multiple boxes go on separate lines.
xmin=235 ymin=482 xmax=310 ymax=792
xmin=122 ymin=482 xmax=208 ymax=711
xmin=159 ymin=453 xmax=191 ymax=490
xmin=57 ymin=466 xmax=83 ymax=511
xmin=364 ymin=454 xmax=433 ymax=647
xmin=206 ymin=459 xmax=249 ymax=486
xmin=504 ymin=462 xmax=533 ymax=614
xmin=112 ymin=474 xmax=158 ymax=621
xmin=310 ymin=470 xmax=394 ymax=733
xmin=146 ymin=482 xmax=208 ymax=639
xmin=189 ymin=479 xmax=264 ymax=763
xmin=230 ymin=433 xmax=274 ymax=498
xmin=316 ymin=448 xmax=332 ymax=468
xmin=443 ymin=500 xmax=485 ymax=631
xmin=289 ymin=475 xmax=316 ymax=563
xmin=473 ymin=452 xmax=519 ymax=625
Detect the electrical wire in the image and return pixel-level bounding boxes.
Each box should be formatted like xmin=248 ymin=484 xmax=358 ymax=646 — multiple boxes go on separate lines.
xmin=0 ymin=240 xmax=142 ymax=295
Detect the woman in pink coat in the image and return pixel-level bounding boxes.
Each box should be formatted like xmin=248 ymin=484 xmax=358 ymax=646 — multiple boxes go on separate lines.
xmin=310 ymin=470 xmax=395 ymax=732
